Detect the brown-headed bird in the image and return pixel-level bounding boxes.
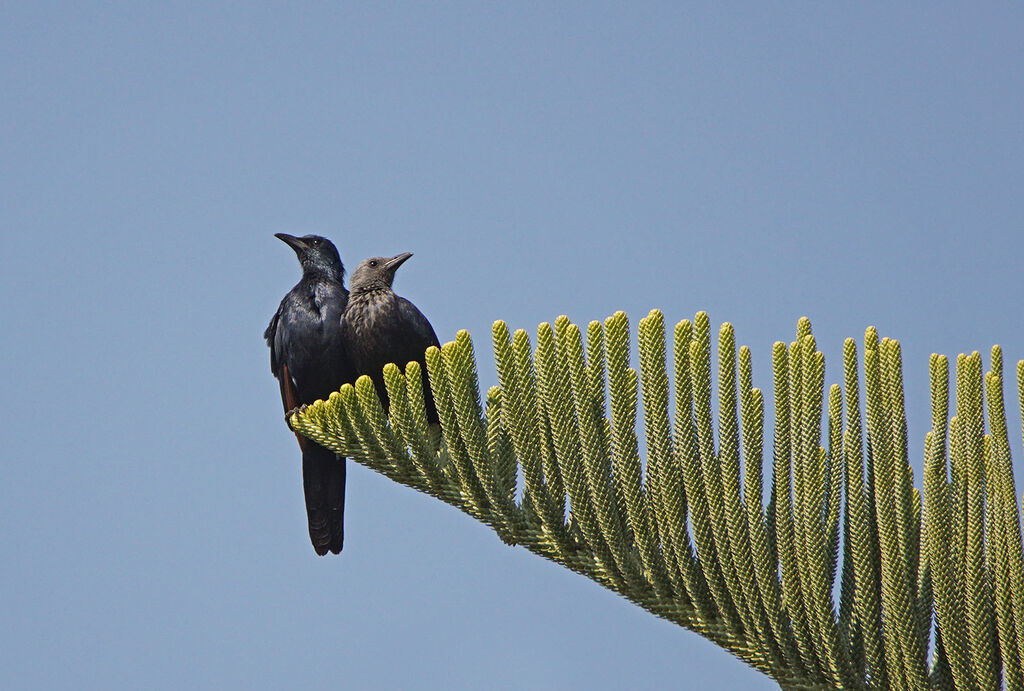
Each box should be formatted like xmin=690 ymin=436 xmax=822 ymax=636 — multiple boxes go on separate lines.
xmin=341 ymin=253 xmax=440 ymax=424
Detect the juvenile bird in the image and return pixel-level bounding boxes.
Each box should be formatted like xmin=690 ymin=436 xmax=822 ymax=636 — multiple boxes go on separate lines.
xmin=341 ymin=253 xmax=441 ymax=423
xmin=265 ymin=233 xmax=355 ymax=555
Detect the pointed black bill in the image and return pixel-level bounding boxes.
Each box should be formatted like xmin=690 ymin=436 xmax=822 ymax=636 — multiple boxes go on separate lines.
xmin=275 ymin=233 xmax=308 ymax=253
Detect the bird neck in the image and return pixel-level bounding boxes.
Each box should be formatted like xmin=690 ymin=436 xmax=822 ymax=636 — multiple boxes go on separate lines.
xmin=304 ymin=264 xmax=345 ymax=284
xmin=349 ymin=283 xmax=393 ymax=298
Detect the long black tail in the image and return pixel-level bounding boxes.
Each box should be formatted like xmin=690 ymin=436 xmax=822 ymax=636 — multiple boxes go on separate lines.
xmin=301 ymin=442 xmax=346 ymax=555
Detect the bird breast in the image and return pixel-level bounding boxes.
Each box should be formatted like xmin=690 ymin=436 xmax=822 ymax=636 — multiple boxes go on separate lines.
xmin=343 ymin=290 xmax=403 ymax=358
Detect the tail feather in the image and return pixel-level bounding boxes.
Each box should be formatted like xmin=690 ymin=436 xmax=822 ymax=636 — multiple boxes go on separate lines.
xmin=302 ymin=442 xmax=346 ymax=556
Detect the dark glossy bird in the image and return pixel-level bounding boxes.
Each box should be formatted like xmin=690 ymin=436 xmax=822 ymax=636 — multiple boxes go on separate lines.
xmin=264 ymin=233 xmax=354 ymax=555
xmin=341 ymin=253 xmax=441 ymax=424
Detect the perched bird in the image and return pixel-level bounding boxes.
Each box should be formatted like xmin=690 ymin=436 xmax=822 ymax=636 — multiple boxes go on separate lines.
xmin=341 ymin=253 xmax=441 ymax=423
xmin=264 ymin=233 xmax=354 ymax=555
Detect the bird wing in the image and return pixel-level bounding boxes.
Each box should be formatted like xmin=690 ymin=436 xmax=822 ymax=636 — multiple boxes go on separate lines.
xmin=280 ymin=363 xmax=308 ymax=451
xmin=397 ymin=296 xmax=441 ymax=350
xmin=267 ymin=300 xmax=308 ymax=448
xmin=264 ymin=309 xmax=281 ymax=375
xmin=395 ymin=296 xmax=442 ymax=424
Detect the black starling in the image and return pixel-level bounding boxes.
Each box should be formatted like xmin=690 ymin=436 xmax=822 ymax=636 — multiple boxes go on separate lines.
xmin=265 ymin=233 xmax=354 ymax=555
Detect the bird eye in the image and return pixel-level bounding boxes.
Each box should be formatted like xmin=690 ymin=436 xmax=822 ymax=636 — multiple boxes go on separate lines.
xmin=369 ymin=260 xmax=378 ymax=267
xmin=312 ymin=238 xmax=321 ymax=246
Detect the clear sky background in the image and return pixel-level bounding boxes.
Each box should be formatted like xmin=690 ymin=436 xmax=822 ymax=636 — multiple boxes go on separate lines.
xmin=3 ymin=3 xmax=1023 ymax=689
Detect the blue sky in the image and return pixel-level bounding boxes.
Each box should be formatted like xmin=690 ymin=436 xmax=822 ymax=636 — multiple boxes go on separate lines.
xmin=2 ymin=3 xmax=1022 ymax=689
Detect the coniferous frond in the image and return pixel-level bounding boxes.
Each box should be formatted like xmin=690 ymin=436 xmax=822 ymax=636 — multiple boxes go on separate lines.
xmin=288 ymin=311 xmax=1024 ymax=689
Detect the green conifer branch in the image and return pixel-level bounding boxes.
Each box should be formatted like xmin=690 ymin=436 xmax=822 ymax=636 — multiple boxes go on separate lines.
xmin=286 ymin=310 xmax=1024 ymax=689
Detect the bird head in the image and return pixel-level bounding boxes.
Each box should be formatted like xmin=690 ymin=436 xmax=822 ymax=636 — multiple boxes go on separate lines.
xmin=275 ymin=233 xmax=345 ymax=281
xmin=348 ymin=253 xmax=413 ymax=295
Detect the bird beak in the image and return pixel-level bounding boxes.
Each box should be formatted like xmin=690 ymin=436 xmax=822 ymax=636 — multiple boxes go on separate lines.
xmin=275 ymin=233 xmax=308 ymax=253
xmin=385 ymin=252 xmax=413 ymax=272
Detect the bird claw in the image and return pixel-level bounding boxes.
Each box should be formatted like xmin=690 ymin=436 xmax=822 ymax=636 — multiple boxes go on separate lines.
xmin=285 ymin=404 xmax=309 ymax=421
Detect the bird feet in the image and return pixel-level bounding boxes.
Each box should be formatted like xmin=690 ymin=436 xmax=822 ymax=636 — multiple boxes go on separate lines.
xmin=285 ymin=404 xmax=309 ymax=421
